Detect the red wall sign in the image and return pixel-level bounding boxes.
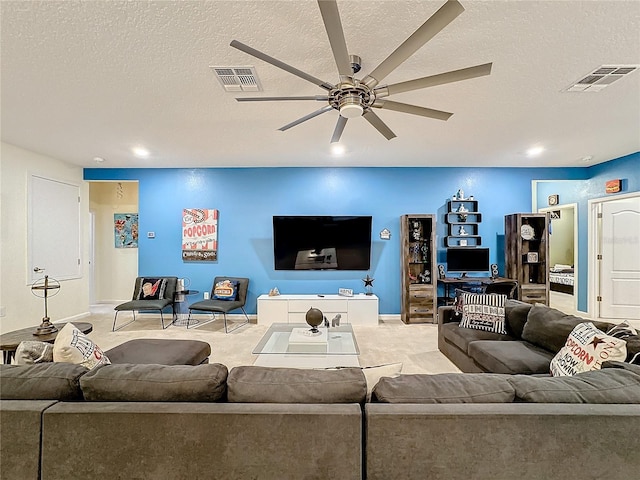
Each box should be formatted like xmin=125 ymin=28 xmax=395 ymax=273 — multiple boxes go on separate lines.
xmin=605 ymin=179 xmax=621 ymax=194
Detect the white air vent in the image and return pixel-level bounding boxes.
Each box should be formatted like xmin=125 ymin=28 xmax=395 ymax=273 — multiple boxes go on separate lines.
xmin=565 ymin=65 xmax=639 ymax=92
xmin=211 ymin=66 xmax=262 ymax=92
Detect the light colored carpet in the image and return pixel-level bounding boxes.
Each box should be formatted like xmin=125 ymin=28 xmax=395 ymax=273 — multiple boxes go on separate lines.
xmin=88 ymin=304 xmax=460 ymax=374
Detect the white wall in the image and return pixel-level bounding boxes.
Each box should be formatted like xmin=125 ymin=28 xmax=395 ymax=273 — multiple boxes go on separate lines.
xmin=89 ymin=182 xmax=138 ymax=302
xmin=0 ymin=142 xmax=89 ymax=334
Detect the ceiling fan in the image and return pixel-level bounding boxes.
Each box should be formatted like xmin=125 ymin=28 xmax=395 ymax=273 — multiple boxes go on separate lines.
xmin=230 ymin=0 xmax=492 ymax=143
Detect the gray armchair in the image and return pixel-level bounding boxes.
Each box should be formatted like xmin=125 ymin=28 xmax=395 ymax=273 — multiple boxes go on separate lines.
xmin=113 ymin=276 xmax=178 ymax=331
xmin=187 ymin=277 xmax=250 ymax=333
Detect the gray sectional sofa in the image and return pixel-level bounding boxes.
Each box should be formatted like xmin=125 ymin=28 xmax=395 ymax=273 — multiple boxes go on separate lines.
xmin=438 ymin=300 xmax=640 ymax=374
xmin=2 ymin=360 xmax=640 ymax=480
xmin=1 ymin=363 xmax=364 ymax=480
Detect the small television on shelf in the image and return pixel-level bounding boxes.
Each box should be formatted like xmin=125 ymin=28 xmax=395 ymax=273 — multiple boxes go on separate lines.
xmin=446 ymin=247 xmax=490 ymax=278
xmin=273 ymin=216 xmax=372 ymax=270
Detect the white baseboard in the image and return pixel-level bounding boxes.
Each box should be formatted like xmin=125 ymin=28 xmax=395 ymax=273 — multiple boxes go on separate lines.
xmin=59 ymin=311 xmax=91 ymax=322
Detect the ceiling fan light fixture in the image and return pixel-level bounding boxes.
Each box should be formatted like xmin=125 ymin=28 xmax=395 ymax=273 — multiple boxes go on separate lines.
xmin=338 ymin=93 xmax=364 ymax=118
xmin=339 ymin=103 xmax=363 ymax=118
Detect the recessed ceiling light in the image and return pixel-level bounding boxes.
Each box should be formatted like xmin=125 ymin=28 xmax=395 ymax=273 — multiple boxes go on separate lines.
xmin=93 ymin=156 xmax=105 ymax=163
xmin=526 ymin=146 xmax=545 ymax=157
xmin=581 ymin=155 xmax=593 ymax=163
xmin=331 ymin=144 xmax=346 ymax=156
xmin=133 ymin=147 xmax=150 ymax=158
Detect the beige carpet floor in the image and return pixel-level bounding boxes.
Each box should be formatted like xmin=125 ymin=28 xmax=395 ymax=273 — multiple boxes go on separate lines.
xmin=88 ymin=305 xmax=460 ymax=374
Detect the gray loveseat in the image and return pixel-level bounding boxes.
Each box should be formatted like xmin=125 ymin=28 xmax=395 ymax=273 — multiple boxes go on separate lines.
xmin=438 ymin=300 xmax=640 ymax=374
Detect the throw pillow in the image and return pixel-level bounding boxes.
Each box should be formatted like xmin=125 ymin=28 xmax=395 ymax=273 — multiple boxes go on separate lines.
xmin=605 ymin=322 xmax=640 ymax=363
xmin=606 ymin=320 xmax=638 ymax=338
xmin=137 ymin=277 xmax=167 ymax=300
xmin=451 ymin=288 xmax=467 ymax=321
xmin=53 ymin=323 xmax=111 ymax=370
xmin=361 ymin=363 xmax=403 ymax=402
xmin=80 ymin=363 xmax=228 ymax=402
xmin=458 ymin=292 xmax=508 ymax=335
xmin=14 ymin=340 xmax=54 ymax=364
xmin=508 ymin=369 xmax=640 ymax=403
xmin=213 ymin=279 xmax=238 ymax=301
xmin=504 ymin=300 xmax=533 ymax=338
xmin=227 ymin=366 xmax=366 ymax=403
xmin=315 ymin=363 xmax=404 ymax=402
xmin=372 ymin=373 xmax=516 ymax=404
xmin=521 ymin=304 xmax=613 ymax=354
xmin=0 ymin=363 xmax=87 ymax=400
xmin=549 ymin=322 xmax=627 ymax=377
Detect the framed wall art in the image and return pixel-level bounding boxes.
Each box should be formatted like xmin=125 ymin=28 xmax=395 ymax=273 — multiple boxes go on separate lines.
xmin=182 ymin=208 xmax=218 ymax=261
xmin=114 ymin=213 xmax=138 ymax=248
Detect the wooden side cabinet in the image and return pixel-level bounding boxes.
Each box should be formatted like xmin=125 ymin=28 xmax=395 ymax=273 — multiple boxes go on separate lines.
xmin=505 ymin=213 xmax=550 ymax=305
xmin=401 ymin=214 xmax=437 ymax=323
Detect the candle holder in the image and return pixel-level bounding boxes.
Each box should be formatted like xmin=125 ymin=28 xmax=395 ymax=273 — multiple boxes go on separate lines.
xmin=31 ymin=275 xmax=61 ymax=335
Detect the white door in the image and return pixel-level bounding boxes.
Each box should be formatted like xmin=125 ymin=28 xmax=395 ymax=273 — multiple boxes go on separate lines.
xmin=29 ymin=175 xmax=81 ymax=283
xmin=599 ymin=195 xmax=640 ymax=319
xmin=88 ymin=211 xmax=96 ymax=305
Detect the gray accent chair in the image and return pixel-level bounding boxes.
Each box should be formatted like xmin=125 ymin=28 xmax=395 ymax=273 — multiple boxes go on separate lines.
xmin=187 ymin=277 xmax=250 ymax=333
xmin=113 ymin=276 xmax=178 ymax=331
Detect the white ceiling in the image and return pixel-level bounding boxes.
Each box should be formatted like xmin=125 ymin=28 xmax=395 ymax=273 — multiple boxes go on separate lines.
xmin=1 ymin=0 xmax=639 ymax=169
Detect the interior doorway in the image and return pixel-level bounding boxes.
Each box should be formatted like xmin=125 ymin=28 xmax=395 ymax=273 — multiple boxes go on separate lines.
xmin=539 ymin=204 xmax=578 ymax=314
xmin=88 ymin=181 xmax=139 ymax=305
xmin=589 ymin=192 xmax=640 ymax=323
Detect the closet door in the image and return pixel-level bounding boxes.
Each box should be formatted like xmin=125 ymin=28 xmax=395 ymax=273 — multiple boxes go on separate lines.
xmin=29 ymin=175 xmax=81 ymax=283
xmin=599 ymin=195 xmax=640 ymax=319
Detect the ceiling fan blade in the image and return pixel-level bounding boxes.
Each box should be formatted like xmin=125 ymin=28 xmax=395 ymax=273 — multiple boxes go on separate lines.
xmin=278 ymin=105 xmax=334 ymax=131
xmin=362 ymin=110 xmax=397 ymax=140
xmin=363 ymin=0 xmax=465 ymax=88
xmin=331 ymin=116 xmax=348 ymax=143
xmin=376 ymin=63 xmax=493 ymax=98
xmin=236 ymin=96 xmax=328 ymax=102
xmin=317 ymin=0 xmax=352 ymax=81
xmin=230 ymin=40 xmax=333 ymax=91
xmin=373 ymin=100 xmax=452 ymax=121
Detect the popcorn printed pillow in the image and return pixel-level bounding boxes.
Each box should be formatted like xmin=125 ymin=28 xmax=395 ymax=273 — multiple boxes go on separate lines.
xmin=213 ymin=280 xmax=239 ymax=301
xmin=53 ymin=323 xmax=110 ymax=370
xmin=550 ymin=322 xmax=627 ymax=377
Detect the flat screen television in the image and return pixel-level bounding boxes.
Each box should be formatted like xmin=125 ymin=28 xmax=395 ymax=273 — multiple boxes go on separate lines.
xmin=273 ymin=216 xmax=372 ymax=270
xmin=446 ymin=247 xmax=490 ymax=277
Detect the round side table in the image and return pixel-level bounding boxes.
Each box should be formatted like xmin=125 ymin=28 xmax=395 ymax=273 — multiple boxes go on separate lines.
xmin=173 ymin=290 xmax=200 ymax=326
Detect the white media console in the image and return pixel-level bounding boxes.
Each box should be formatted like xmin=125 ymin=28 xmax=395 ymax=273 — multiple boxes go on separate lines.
xmin=257 ymin=294 xmax=379 ymax=326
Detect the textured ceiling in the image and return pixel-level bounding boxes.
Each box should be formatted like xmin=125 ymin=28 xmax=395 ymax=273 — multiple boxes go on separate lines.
xmin=1 ymin=0 xmax=639 ymax=168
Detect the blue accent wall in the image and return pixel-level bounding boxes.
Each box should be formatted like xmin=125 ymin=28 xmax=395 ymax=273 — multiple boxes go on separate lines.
xmin=534 ymin=152 xmax=640 ymax=311
xmin=85 ymin=165 xmax=596 ymax=314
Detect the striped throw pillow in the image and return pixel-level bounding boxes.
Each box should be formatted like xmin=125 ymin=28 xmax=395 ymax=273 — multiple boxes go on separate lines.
xmin=459 ymin=292 xmax=507 ymax=335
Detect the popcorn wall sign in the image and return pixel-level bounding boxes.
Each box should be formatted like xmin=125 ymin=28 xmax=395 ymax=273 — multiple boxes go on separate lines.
xmin=605 ymin=179 xmax=622 ymax=194
xmin=182 ymin=209 xmax=218 ymax=261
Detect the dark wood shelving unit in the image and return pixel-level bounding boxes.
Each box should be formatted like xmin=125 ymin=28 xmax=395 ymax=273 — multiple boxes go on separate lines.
xmin=445 ymin=199 xmax=482 ymax=247
xmin=401 ymin=214 xmax=437 ymax=324
xmin=505 ymin=213 xmax=550 ymax=305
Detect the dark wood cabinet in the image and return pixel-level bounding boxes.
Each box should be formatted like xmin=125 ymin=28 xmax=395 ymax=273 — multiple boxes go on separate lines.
xmin=401 ymin=214 xmax=437 ymax=323
xmin=505 ymin=213 xmax=550 ymax=305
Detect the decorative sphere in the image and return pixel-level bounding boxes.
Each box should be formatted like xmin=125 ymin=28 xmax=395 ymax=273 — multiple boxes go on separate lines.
xmin=305 ymin=307 xmax=323 ymax=331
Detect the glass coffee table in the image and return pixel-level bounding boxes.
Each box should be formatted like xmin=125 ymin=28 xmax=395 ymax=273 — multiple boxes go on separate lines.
xmin=252 ymin=323 xmax=360 ymax=368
